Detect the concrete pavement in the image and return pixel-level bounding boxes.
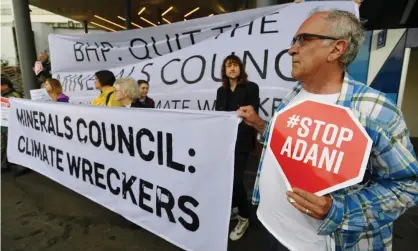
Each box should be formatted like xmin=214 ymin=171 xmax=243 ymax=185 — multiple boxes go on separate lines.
xmin=1 ymin=169 xmax=270 ymax=251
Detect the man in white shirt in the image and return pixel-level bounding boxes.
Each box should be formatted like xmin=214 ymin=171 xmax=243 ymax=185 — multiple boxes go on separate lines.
xmin=238 ymin=9 xmax=418 ymax=251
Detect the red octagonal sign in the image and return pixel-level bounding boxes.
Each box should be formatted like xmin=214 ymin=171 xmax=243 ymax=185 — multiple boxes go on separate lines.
xmin=268 ymin=100 xmax=372 ymax=196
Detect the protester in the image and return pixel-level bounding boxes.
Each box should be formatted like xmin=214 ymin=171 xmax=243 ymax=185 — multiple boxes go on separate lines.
xmin=44 ymin=78 xmax=69 ymax=102
xmin=106 ymin=77 xmax=143 ymax=231
xmin=114 ymin=78 xmax=140 ymax=107
xmin=39 ymin=52 xmax=52 ymax=75
xmin=238 ymin=10 xmax=418 ymax=251
xmin=136 ymin=80 xmax=155 ymax=108
xmin=215 ymin=55 xmax=260 ymax=241
xmin=37 ymin=70 xmax=52 ymax=88
xmin=1 ymin=77 xmax=20 ymax=98
xmin=91 ymin=70 xmax=123 ymax=107
xmin=1 ymin=77 xmax=21 ymax=172
xmin=33 ymin=52 xmax=52 ymax=87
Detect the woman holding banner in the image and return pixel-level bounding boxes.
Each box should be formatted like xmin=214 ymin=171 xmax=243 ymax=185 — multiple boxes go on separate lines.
xmin=44 ymin=78 xmax=69 ymax=103
xmin=136 ymin=80 xmax=155 ymax=108
xmin=91 ymin=70 xmax=123 ymax=107
xmin=215 ymin=55 xmax=260 ymax=241
xmin=114 ymin=78 xmax=141 ymax=107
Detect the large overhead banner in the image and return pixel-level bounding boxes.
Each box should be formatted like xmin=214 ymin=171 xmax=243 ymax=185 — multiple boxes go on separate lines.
xmin=49 ymin=2 xmax=358 ymax=119
xmin=7 ymin=99 xmax=240 ymax=251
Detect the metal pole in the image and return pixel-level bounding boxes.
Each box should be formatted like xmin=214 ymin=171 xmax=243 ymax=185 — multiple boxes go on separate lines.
xmin=11 ymin=0 xmax=38 ymax=98
xmin=83 ymin=20 xmax=88 ymax=33
xmin=125 ymin=0 xmax=132 ymax=29
xmin=158 ymin=8 xmax=162 ymax=25
xmin=397 ymin=48 xmax=411 ymax=109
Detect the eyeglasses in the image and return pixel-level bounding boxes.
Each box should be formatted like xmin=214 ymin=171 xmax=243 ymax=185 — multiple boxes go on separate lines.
xmin=291 ymin=33 xmax=339 ymax=48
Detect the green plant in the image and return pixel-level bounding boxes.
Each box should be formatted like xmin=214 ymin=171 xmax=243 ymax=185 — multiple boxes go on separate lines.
xmin=1 ymin=58 xmax=10 ymax=68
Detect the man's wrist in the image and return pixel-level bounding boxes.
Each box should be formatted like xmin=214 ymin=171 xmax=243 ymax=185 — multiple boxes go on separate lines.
xmin=256 ymin=119 xmax=266 ymax=133
xmin=317 ymin=193 xmax=344 ymax=235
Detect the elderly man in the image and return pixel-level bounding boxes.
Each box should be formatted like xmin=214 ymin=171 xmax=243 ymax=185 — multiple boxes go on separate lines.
xmin=238 ymin=10 xmax=418 ymax=251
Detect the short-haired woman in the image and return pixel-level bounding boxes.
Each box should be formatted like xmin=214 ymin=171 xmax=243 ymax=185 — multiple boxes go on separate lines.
xmin=91 ymin=70 xmax=123 ymax=107
xmin=114 ymin=78 xmax=140 ymax=107
xmin=44 ymin=78 xmax=69 ymax=102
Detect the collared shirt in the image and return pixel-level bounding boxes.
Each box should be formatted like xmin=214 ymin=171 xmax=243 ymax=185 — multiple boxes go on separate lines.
xmin=252 ymin=73 xmax=418 ymax=250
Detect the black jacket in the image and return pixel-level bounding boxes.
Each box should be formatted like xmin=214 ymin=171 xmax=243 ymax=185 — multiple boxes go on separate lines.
xmin=215 ymin=81 xmax=260 ymax=153
xmin=131 ymin=97 xmax=155 ymax=108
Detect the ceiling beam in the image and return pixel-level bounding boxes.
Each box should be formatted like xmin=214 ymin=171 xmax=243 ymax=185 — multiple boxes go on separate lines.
xmin=400 ymin=0 xmax=416 ymax=25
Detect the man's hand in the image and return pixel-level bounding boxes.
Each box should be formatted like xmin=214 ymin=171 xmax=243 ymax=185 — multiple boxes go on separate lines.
xmin=286 ymin=188 xmax=333 ymax=220
xmin=237 ymin=105 xmax=266 ymax=133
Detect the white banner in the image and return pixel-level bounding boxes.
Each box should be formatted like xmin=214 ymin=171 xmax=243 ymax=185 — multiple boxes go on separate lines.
xmin=68 ymin=95 xmax=97 ymax=105
xmin=1 ymin=97 xmax=10 ymax=127
xmin=49 ymin=2 xmax=359 ymax=119
xmin=7 ymin=99 xmax=240 ymax=251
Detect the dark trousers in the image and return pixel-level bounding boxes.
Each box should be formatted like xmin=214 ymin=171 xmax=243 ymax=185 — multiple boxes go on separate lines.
xmin=263 ymin=224 xmax=289 ymax=251
xmin=232 ymin=152 xmax=250 ymax=219
xmin=1 ymin=131 xmax=8 ymax=169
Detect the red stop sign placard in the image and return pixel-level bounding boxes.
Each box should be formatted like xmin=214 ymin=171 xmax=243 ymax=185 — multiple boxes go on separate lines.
xmin=268 ymin=100 xmax=372 ymax=196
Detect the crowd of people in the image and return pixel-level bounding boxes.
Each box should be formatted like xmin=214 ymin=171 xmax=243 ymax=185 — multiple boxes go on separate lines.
xmin=90 ymin=70 xmax=155 ymax=108
xmin=1 ymin=62 xmax=155 ymax=175
xmin=1 ymin=3 xmax=418 ymax=251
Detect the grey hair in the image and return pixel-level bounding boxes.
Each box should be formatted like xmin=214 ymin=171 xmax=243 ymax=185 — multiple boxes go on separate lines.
xmin=114 ymin=78 xmax=139 ymax=101
xmin=309 ymin=9 xmax=365 ymax=67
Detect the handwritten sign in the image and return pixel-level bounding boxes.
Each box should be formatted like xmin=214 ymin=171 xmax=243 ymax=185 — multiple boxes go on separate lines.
xmin=30 ymin=88 xmax=52 ymax=102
